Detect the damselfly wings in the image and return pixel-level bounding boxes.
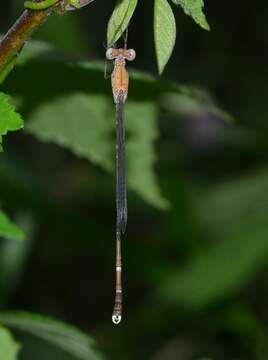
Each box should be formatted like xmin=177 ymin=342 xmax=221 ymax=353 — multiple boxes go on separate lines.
xmin=106 ymin=47 xmax=136 ymax=324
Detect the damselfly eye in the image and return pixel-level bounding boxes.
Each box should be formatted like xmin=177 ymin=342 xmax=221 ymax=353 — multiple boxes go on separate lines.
xmin=106 ymin=48 xmax=115 ymax=60
xmin=127 ymin=49 xmax=136 ymax=61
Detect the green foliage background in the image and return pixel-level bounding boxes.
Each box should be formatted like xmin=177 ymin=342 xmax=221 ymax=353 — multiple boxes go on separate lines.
xmin=1 ymin=0 xmax=268 ymax=358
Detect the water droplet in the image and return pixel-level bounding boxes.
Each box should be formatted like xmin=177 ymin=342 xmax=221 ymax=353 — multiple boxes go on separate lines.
xmin=112 ymin=315 xmax=121 ymax=324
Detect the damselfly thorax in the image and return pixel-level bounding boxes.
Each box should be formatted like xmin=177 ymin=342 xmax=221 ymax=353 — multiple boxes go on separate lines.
xmin=106 ymin=48 xmax=136 ymax=104
xmin=106 ymin=47 xmax=136 ymax=324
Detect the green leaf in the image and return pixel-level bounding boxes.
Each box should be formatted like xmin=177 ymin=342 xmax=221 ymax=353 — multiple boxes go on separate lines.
xmin=157 ymin=212 xmax=268 ymax=310
xmin=198 ymin=167 xmax=268 ymax=236
xmin=18 ymin=40 xmax=54 ymax=66
xmin=0 ymin=325 xmax=20 ymax=360
xmin=154 ymin=0 xmax=176 ymax=74
xmin=0 ymin=58 xmax=17 ymax=86
xmin=26 ymin=93 xmax=114 ymax=172
xmin=126 ymin=101 xmax=170 ymax=209
xmin=0 ymin=312 xmax=102 ymax=360
xmin=163 ymin=90 xmax=233 ymax=123
xmin=172 ymin=0 xmax=210 ymax=30
xmin=107 ymin=0 xmax=138 ymax=47
xmin=0 ymin=216 xmax=32 ymax=305
xmin=0 ymin=210 xmax=25 ymax=241
xmin=220 ymin=304 xmax=268 ymax=358
xmin=25 ymin=93 xmax=168 ymax=210
xmin=154 ymin=170 xmax=268 ymax=309
xmin=0 ymin=93 xmax=23 ymax=151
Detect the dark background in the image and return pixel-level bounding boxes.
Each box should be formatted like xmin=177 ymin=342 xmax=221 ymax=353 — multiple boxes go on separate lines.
xmin=1 ymin=0 xmax=268 ymax=359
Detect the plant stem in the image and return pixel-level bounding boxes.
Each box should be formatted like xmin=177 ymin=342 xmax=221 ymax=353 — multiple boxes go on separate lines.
xmin=0 ymin=8 xmax=51 ymax=72
xmin=0 ymin=1 xmax=94 ymax=80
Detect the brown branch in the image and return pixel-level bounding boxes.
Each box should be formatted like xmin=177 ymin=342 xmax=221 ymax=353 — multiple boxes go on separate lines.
xmin=0 ymin=0 xmax=94 ymax=73
xmin=0 ymin=8 xmax=51 ymax=72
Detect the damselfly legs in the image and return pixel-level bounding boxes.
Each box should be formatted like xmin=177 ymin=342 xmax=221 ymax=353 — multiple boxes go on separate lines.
xmin=106 ymin=47 xmax=136 ymax=324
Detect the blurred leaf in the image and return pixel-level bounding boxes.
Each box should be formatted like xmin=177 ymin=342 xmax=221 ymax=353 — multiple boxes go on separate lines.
xmin=126 ymin=101 xmax=170 ymax=209
xmin=198 ymin=168 xmax=268 ymax=236
xmin=219 ymin=304 xmax=268 ymax=358
xmin=26 ymin=93 xmax=114 ymax=171
xmin=0 ymin=58 xmax=17 ymax=86
xmin=25 ymin=93 xmax=168 ymax=209
xmin=0 ymin=216 xmax=33 ymax=305
xmin=172 ymin=0 xmax=210 ymax=30
xmin=157 ymin=212 xmax=268 ymax=309
xmin=18 ymin=41 xmax=54 ymax=66
xmin=0 ymin=93 xmax=23 ymax=151
xmin=0 ymin=210 xmax=25 ymax=241
xmin=221 ymin=304 xmax=268 ymax=342
xmin=107 ymin=0 xmax=138 ymax=47
xmin=163 ymin=91 xmax=233 ymax=123
xmin=154 ymin=0 xmax=176 ymax=74
xmin=0 ymin=312 xmax=103 ymax=360
xmin=35 ymin=14 xmax=89 ymax=53
xmin=0 ymin=325 xmax=20 ymax=360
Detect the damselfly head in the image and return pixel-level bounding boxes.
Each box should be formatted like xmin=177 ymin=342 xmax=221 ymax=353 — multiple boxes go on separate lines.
xmin=106 ymin=48 xmax=136 ymax=62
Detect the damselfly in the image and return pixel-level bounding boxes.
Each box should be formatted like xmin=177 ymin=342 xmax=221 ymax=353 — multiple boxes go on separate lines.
xmin=106 ymin=47 xmax=136 ymax=324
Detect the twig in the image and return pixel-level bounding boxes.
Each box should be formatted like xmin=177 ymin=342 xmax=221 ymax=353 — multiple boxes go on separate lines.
xmin=0 ymin=8 xmax=51 ymax=72
xmin=0 ymin=0 xmax=94 ymax=73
